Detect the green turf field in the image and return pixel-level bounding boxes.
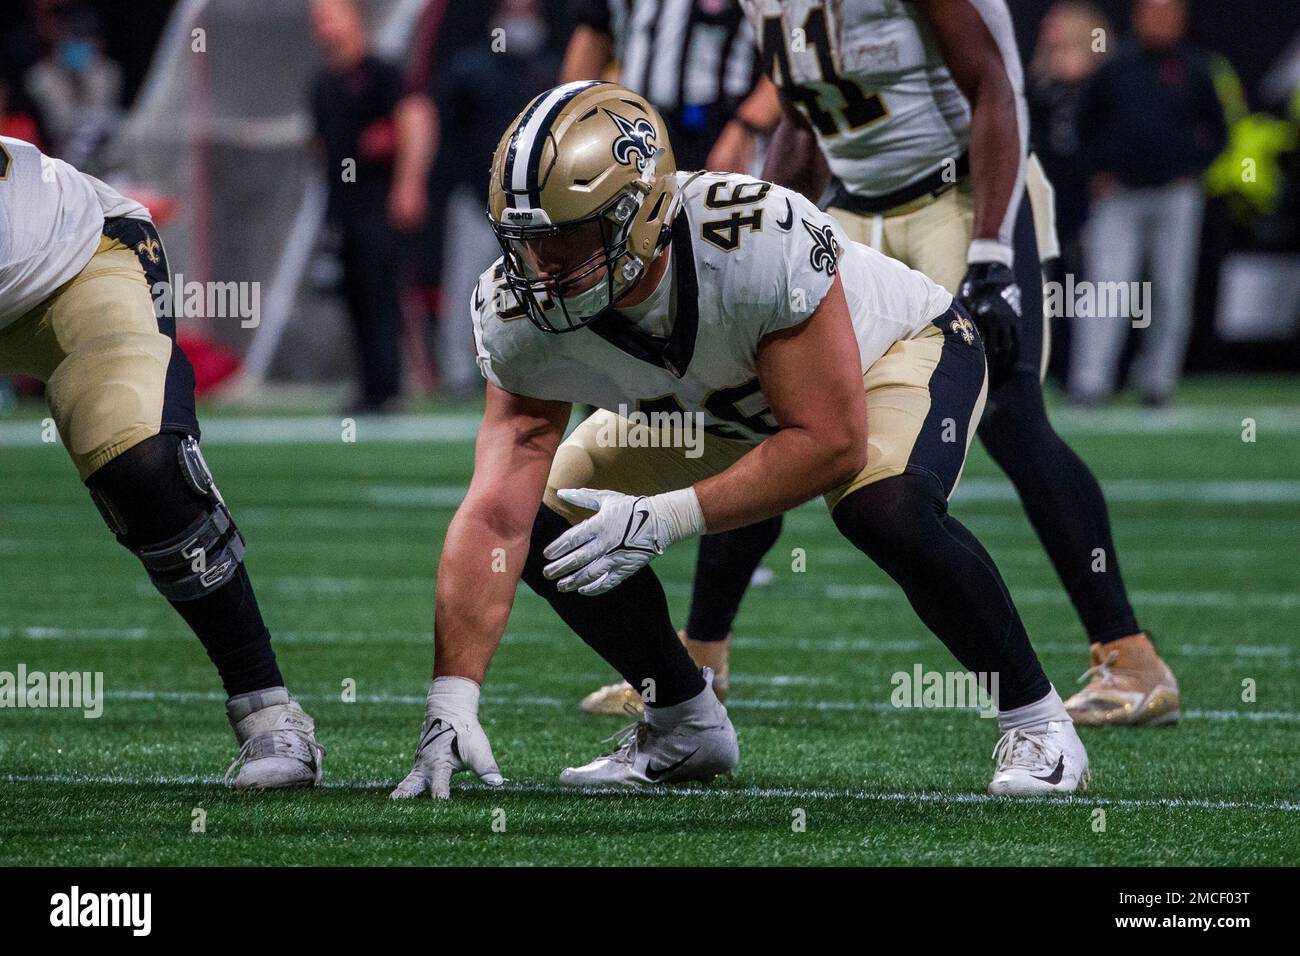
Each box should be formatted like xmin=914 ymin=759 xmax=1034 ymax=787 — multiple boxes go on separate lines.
xmin=1 ymin=376 xmax=1297 ymax=866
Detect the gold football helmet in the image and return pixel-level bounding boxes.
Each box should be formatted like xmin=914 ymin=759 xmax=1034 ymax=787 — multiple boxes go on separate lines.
xmin=488 ymin=81 xmax=680 ymax=333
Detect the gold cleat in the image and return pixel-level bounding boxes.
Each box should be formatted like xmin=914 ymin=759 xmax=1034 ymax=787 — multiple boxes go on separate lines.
xmin=1064 ymin=633 xmax=1180 ymax=726
xmin=579 ymin=630 xmax=730 ymax=715
xmin=579 ymin=680 xmax=643 ymax=716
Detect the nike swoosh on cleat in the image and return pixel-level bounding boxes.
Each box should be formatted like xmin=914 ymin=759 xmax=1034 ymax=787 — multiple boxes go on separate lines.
xmin=1032 ymin=755 xmax=1065 ymax=784
xmin=645 ymin=747 xmax=701 ymax=781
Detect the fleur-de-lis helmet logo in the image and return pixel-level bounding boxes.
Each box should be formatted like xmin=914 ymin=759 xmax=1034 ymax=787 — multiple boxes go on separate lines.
xmin=604 ymin=109 xmax=657 ymax=171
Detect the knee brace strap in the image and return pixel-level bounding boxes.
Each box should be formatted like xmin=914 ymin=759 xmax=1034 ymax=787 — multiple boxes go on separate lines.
xmin=89 ymin=433 xmax=247 ymax=602
xmin=135 ymin=502 xmax=246 ymax=601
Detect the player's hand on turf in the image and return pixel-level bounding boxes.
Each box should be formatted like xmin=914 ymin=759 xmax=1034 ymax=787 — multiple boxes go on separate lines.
xmin=956 ymin=261 xmax=1021 ymax=384
xmin=542 ymin=487 xmax=705 ymax=596
xmin=390 ymin=677 xmax=503 ymax=800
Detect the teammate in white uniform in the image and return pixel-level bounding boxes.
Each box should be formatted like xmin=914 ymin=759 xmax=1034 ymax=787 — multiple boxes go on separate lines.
xmin=0 ymin=144 xmax=150 ymax=328
xmin=392 ymin=82 xmax=1088 ymax=799
xmin=0 ymin=137 xmax=324 ymax=788
xmin=581 ymin=0 xmax=1178 ymax=727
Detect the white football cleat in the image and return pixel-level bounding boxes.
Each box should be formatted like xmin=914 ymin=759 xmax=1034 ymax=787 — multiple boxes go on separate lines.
xmin=988 ymin=719 xmax=1088 ymax=795
xmin=561 ymin=668 xmax=738 ymax=787
xmin=225 ymin=687 xmax=324 ymax=790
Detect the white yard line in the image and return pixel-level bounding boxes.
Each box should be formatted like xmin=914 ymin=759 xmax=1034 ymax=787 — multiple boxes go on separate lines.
xmin=84 ymin=576 xmax=1300 ymax=610
xmin=4 ymin=625 xmax=1294 ymax=664
xmin=0 ymin=415 xmax=484 ymax=446
xmin=352 ymin=480 xmax=1300 ymax=508
xmin=2 ymin=773 xmax=1296 ymax=812
xmin=6 ymin=686 xmax=1287 ymax=724
xmin=822 ymin=583 xmax=1300 ymax=609
xmin=4 ymin=407 xmax=1299 ymax=446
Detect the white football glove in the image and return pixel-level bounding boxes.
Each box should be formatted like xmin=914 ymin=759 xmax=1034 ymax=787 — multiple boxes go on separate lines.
xmin=390 ymin=676 xmax=504 ymax=799
xmin=542 ymin=487 xmax=706 ymax=596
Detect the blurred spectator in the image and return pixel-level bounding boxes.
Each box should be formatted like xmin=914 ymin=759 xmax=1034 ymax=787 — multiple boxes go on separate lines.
xmin=420 ymin=0 xmax=561 ymax=394
xmin=309 ymin=0 xmax=436 ymax=414
xmin=436 ymin=0 xmax=559 ymax=198
xmin=1070 ymin=0 xmax=1228 ymax=407
xmin=23 ymin=3 xmax=121 ymax=171
xmin=561 ymin=0 xmax=776 ymax=173
xmin=1028 ymin=2 xmax=1111 ymax=264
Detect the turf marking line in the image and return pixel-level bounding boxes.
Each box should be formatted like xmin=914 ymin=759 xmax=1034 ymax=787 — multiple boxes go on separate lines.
xmin=5 ymin=407 xmax=1300 ymax=446
xmin=2 ymin=774 xmax=1297 ymax=813
xmin=19 ymin=687 xmax=1297 ymax=724
xmin=355 ymin=480 xmax=1300 ymax=508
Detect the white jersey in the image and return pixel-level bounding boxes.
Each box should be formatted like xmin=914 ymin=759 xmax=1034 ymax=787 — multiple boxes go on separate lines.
xmin=0 ymin=136 xmax=150 ymax=329
xmin=472 ymin=171 xmax=952 ymax=444
xmin=741 ymin=0 xmax=1027 ymax=209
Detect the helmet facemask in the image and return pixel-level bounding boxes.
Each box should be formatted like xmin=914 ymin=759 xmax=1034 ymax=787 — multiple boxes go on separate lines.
xmin=492 ymin=189 xmax=647 ymax=334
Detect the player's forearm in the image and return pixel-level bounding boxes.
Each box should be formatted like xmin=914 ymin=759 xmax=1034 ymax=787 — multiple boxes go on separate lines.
xmin=966 ymin=77 xmax=1023 ymax=253
xmin=760 ymin=117 xmax=830 ymax=203
xmin=560 ymin=26 xmax=612 ymax=83
xmin=693 ymin=426 xmax=864 ymax=533
xmin=393 ymin=94 xmax=437 ymax=188
xmin=734 ymin=76 xmax=782 ymax=132
xmin=431 ymin=503 xmax=531 ymax=684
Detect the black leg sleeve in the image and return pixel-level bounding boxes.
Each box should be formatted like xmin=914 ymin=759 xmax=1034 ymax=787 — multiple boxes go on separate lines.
xmin=978 ymin=370 xmax=1140 ymax=644
xmin=685 ymin=516 xmax=784 ymax=642
xmin=521 ymin=505 xmax=705 ymax=707
xmin=831 ymin=472 xmax=1051 ymax=710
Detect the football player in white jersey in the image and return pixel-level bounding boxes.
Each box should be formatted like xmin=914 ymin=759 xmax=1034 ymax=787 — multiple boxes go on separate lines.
xmin=391 ymin=81 xmax=1088 ymax=799
xmin=0 ymin=137 xmax=323 ymax=788
xmin=583 ymin=0 xmax=1179 ymax=727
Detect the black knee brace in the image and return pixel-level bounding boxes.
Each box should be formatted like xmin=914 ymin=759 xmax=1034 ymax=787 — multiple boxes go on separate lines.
xmin=88 ymin=434 xmax=246 ymax=602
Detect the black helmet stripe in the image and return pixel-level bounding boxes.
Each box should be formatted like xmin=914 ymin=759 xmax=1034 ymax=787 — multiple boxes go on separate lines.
xmin=503 ymin=80 xmax=604 ymax=210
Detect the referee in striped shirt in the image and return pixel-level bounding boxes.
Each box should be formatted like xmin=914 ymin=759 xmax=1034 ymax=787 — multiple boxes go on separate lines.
xmin=561 ymin=0 xmax=778 ymax=172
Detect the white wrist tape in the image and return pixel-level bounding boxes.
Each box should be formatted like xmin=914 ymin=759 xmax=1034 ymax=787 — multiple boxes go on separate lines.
xmin=652 ymin=487 xmax=707 ymax=543
xmin=426 ymin=675 xmax=480 ymax=719
xmin=967 ymin=240 xmax=1014 ymax=267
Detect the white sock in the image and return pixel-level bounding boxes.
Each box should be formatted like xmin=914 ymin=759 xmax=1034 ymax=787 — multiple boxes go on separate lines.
xmin=997 ymin=685 xmax=1069 ymax=734
xmin=645 ymin=677 xmax=717 ymax=730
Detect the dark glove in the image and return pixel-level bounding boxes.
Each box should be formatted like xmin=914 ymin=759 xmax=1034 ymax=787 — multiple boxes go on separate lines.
xmin=956 ymin=261 xmax=1021 ymax=384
